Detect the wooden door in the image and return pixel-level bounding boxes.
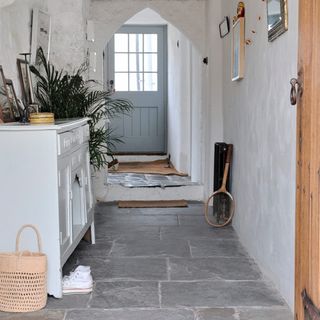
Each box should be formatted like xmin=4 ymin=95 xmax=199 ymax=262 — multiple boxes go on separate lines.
xmin=107 ymin=25 xmax=167 ymax=154
xmin=295 ymin=1 xmax=320 ymax=319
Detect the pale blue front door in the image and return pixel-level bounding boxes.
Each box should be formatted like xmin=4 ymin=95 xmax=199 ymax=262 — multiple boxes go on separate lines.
xmin=107 ymin=25 xmax=167 ymax=154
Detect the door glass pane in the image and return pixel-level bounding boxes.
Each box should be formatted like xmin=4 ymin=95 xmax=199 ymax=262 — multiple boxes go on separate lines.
xmin=114 ymin=34 xmax=128 ymax=52
xmin=129 ymin=54 xmax=143 ymax=72
xmin=144 ymin=73 xmax=157 ymax=91
xmin=129 ymin=73 xmax=144 ymax=91
xmin=115 ymin=53 xmax=128 ymax=72
xmin=129 ymin=34 xmax=143 ymax=52
xmin=144 ymin=34 xmax=157 ymax=52
xmin=144 ymin=54 xmax=157 ymax=72
xmin=115 ymin=73 xmax=128 ymax=91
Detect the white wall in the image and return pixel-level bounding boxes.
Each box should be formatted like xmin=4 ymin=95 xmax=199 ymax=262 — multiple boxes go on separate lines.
xmin=220 ymin=0 xmax=298 ymax=309
xmin=167 ymin=25 xmax=191 ymax=174
xmin=0 ymin=0 xmax=89 ymax=99
xmin=47 ymin=0 xmax=89 ymax=71
xmin=0 ymin=0 xmax=47 ymax=96
xmin=167 ymin=24 xmax=203 ymax=179
xmin=125 ymin=8 xmax=167 ymax=25
xmin=203 ymin=0 xmax=224 ymax=196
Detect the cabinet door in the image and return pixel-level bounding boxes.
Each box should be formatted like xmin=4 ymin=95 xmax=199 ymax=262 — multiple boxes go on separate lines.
xmin=83 ymin=147 xmax=93 ymax=214
xmin=58 ymin=159 xmax=72 ymax=255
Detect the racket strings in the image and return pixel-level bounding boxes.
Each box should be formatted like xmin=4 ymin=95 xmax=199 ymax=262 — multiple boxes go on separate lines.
xmin=206 ymin=192 xmax=234 ymax=227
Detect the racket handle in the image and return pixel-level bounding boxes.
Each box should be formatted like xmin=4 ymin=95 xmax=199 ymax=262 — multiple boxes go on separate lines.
xmin=226 ymin=144 xmax=233 ymax=164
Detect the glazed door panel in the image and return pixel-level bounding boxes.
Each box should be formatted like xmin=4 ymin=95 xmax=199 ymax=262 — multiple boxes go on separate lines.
xmin=107 ymin=25 xmax=167 ymax=153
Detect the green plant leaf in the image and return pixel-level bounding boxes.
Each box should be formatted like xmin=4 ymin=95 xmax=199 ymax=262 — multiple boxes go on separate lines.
xmin=31 ymin=47 xmax=133 ymax=170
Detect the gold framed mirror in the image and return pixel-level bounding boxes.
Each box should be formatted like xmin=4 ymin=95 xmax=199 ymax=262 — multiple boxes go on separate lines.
xmin=267 ymin=0 xmax=288 ymax=42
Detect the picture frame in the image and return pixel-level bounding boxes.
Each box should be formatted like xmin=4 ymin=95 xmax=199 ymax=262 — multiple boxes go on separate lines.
xmin=6 ymin=79 xmax=21 ymax=120
xmin=17 ymin=59 xmax=34 ymax=105
xmin=0 ymin=66 xmax=15 ymax=123
xmin=31 ymin=8 xmax=51 ymax=64
xmin=267 ymin=0 xmax=288 ymax=42
xmin=231 ymin=17 xmax=245 ymax=81
xmin=219 ymin=16 xmax=230 ymax=38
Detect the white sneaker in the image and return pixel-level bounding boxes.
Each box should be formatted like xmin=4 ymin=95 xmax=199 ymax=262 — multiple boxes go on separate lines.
xmin=63 ymin=268 xmax=93 ymax=295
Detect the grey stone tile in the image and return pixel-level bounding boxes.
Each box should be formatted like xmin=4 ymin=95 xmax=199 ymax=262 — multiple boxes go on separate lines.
xmin=196 ymin=308 xmax=236 ymax=320
xmin=95 ymin=207 xmax=131 ymax=216
xmin=95 ymin=225 xmax=160 ymax=241
xmin=72 ymin=239 xmax=113 ymax=257
xmin=169 ymin=257 xmax=261 ymax=281
xmin=161 ymin=226 xmax=237 ymax=240
xmin=238 ymin=308 xmax=293 ymax=320
xmin=133 ymin=206 xmax=204 ymax=215
xmin=178 ymin=215 xmax=209 ymax=226
xmin=64 ymin=256 xmax=168 ymax=280
xmin=90 ymin=281 xmax=159 ymax=308
xmin=0 ymin=310 xmax=65 ymax=320
xmin=95 ymin=214 xmax=178 ymax=227
xmin=46 ymin=294 xmax=91 ymax=309
xmin=161 ymin=281 xmax=285 ymax=308
xmin=66 ymin=309 xmax=195 ymax=320
xmin=190 ymin=239 xmax=247 ymax=258
xmin=111 ymin=239 xmax=191 ymax=258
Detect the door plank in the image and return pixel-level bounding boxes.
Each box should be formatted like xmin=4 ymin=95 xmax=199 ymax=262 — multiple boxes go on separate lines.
xmin=296 ymin=1 xmax=320 ymax=319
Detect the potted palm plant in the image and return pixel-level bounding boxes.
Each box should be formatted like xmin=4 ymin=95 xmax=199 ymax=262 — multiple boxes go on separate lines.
xmin=30 ymin=48 xmax=132 ymax=171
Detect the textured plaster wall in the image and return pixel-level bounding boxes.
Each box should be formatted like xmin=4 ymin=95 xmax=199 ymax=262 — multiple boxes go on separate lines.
xmin=220 ymin=0 xmax=298 ymax=309
xmin=202 ymin=0 xmax=224 ymax=197
xmin=89 ymin=0 xmax=206 ymax=84
xmin=0 ymin=0 xmax=89 ymax=97
xmin=0 ymin=0 xmax=47 ymax=96
xmin=167 ymin=25 xmax=203 ymax=178
xmin=167 ymin=24 xmax=191 ymax=174
xmin=47 ymin=0 xmax=89 ymax=71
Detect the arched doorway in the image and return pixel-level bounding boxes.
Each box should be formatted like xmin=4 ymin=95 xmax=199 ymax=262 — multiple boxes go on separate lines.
xmin=90 ymin=6 xmax=205 ymax=181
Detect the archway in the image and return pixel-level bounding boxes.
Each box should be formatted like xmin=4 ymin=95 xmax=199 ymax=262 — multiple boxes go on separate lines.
xmin=89 ymin=4 xmax=205 ymax=184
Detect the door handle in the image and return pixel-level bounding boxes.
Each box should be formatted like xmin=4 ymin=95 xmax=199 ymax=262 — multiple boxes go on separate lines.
xmin=301 ymin=289 xmax=320 ymax=319
xmin=290 ymin=78 xmax=303 ymax=106
xmin=107 ymin=80 xmax=114 ymax=92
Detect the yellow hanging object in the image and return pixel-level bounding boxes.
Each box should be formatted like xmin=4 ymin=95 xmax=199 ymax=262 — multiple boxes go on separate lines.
xmin=237 ymin=2 xmax=245 ymax=18
xmin=29 ymin=112 xmax=55 ymax=124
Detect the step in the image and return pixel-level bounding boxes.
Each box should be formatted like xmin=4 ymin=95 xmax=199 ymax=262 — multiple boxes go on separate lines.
xmin=115 ymin=155 xmax=168 ymax=163
xmin=100 ymin=184 xmax=204 ymax=202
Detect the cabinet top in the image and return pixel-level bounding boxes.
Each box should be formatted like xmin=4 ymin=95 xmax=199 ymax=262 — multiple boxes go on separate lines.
xmin=0 ymin=118 xmax=89 ymax=132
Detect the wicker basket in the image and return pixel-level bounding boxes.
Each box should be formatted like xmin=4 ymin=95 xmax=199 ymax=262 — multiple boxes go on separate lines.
xmin=0 ymin=225 xmax=47 ymax=313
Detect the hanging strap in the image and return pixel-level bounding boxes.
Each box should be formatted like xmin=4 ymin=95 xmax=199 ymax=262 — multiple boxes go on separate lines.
xmin=15 ymin=224 xmax=43 ymax=253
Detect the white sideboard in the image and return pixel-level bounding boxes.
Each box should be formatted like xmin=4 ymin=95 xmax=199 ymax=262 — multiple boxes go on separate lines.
xmin=0 ymin=118 xmax=95 ymax=298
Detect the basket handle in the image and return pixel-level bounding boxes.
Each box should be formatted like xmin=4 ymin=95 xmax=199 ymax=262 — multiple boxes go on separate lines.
xmin=15 ymin=224 xmax=43 ymax=253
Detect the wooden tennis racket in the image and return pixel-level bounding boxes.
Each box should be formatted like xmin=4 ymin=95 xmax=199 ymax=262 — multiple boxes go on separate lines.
xmin=205 ymin=144 xmax=235 ymax=227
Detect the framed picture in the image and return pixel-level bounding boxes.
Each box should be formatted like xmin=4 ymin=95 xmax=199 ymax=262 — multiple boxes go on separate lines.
xmin=17 ymin=59 xmax=34 ymax=105
xmin=0 ymin=66 xmax=14 ymax=123
xmin=231 ymin=17 xmax=245 ymax=81
xmin=219 ymin=16 xmax=230 ymax=38
xmin=6 ymin=79 xmax=21 ymax=120
xmin=31 ymin=8 xmax=51 ymax=64
xmin=267 ymin=0 xmax=288 ymax=42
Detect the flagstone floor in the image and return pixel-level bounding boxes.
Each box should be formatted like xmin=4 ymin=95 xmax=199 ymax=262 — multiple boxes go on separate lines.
xmin=0 ymin=202 xmax=293 ymax=320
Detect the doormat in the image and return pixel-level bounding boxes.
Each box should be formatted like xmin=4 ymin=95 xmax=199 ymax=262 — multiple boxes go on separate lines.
xmin=118 ymin=200 xmax=189 ymax=208
xmin=110 ymin=160 xmax=188 ymax=176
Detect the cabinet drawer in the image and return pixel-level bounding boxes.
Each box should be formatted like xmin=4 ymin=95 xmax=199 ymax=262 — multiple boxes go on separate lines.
xmin=58 ymin=127 xmax=83 ymax=155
